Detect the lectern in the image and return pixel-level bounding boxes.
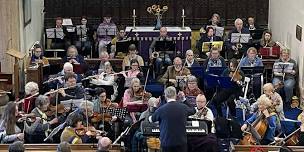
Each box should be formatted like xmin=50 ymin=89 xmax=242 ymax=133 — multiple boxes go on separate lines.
xmin=6 ymin=49 xmax=25 ymax=97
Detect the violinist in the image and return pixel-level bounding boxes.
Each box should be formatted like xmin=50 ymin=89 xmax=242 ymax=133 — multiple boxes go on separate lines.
xmin=0 ymin=102 xmax=24 ymax=143
xmin=27 ymin=95 xmax=59 ymax=143
xmin=250 ymin=83 xmax=284 ymax=120
xmin=187 ymin=94 xmax=218 ymax=152
xmin=241 ymin=95 xmax=278 ymax=145
xmin=93 ymin=88 xmax=119 ymax=113
xmin=23 ymin=82 xmax=39 ymax=113
xmin=212 ymin=58 xmax=244 ymax=118
xmin=123 ymin=78 xmax=151 ymax=123
xmin=60 ymin=112 xmax=90 ymax=144
xmin=177 ymin=76 xmax=203 ymax=106
xmin=239 ymin=47 xmax=263 ymax=67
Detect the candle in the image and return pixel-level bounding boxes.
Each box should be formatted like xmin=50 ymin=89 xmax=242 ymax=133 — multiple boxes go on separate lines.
xmin=182 ymin=9 xmax=184 ymax=16
xmin=133 ymin=9 xmax=136 ymax=16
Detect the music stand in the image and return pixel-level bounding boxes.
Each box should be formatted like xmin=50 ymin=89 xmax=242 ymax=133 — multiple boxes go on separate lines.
xmin=189 ymin=67 xmax=204 ymax=79
xmin=206 ymin=25 xmax=224 ymax=37
xmin=241 ymin=66 xmax=264 ymax=98
xmin=6 ymin=49 xmax=25 ymax=97
xmin=202 ymin=41 xmax=223 ymax=53
xmin=249 ymin=29 xmax=265 ymax=40
xmin=99 ymin=25 xmax=117 ymax=37
xmin=273 ymin=62 xmax=294 ymax=79
xmin=155 ymin=40 xmax=176 ymax=56
xmin=207 ymin=66 xmax=226 ymax=76
xmin=45 ymin=49 xmax=65 ymax=58
xmin=46 ymin=28 xmax=64 ymax=39
xmin=116 ymin=40 xmax=139 ymax=56
xmin=231 ymin=33 xmax=251 ymax=54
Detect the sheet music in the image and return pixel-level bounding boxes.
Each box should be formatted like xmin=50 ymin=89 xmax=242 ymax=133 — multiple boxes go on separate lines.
xmin=206 ymin=25 xmax=224 ymax=37
xmin=231 ymin=33 xmax=251 ymax=43
xmin=273 ymin=62 xmax=294 ymax=73
xmin=76 ymin=25 xmax=87 ymax=36
xmin=98 ymin=25 xmax=117 ymax=36
xmin=46 ymin=28 xmax=64 ymax=39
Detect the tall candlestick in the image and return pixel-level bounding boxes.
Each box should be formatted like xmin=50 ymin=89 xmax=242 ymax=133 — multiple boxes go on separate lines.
xmin=182 ymin=9 xmax=184 ymax=16
xmin=133 ymin=9 xmax=136 ymax=16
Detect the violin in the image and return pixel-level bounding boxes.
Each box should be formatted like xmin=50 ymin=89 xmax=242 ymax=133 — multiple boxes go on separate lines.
xmin=75 ymin=125 xmax=106 ymax=137
xmin=134 ymin=88 xmax=152 ymax=103
xmin=229 ymin=70 xmax=242 ymax=82
xmin=91 ymin=112 xmax=112 ymax=123
xmin=16 ymin=112 xmax=37 ymax=123
xmin=45 ymin=104 xmax=70 ymax=117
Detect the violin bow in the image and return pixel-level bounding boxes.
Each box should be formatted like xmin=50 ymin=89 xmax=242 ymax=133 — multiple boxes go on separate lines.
xmin=142 ymin=68 xmax=150 ymax=100
xmin=55 ymin=84 xmax=59 ymax=118
xmin=85 ymin=95 xmax=89 ymax=131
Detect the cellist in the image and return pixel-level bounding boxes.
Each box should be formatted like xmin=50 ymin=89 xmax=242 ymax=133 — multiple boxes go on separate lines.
xmin=241 ymin=95 xmax=278 ymax=145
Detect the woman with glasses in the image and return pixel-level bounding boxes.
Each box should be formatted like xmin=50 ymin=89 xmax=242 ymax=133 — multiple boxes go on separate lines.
xmin=29 ymin=44 xmax=49 ymax=66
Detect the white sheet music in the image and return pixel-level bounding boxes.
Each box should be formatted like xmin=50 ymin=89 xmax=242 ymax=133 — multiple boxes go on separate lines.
xmin=46 ymin=28 xmax=64 ymax=39
xmin=231 ymin=33 xmax=251 ymax=43
xmin=273 ymin=62 xmax=294 ymax=73
xmin=206 ymin=25 xmax=224 ymax=37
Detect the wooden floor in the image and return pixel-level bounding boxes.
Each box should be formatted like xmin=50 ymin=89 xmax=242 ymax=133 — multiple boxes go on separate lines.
xmin=0 ymin=144 xmax=122 ymax=152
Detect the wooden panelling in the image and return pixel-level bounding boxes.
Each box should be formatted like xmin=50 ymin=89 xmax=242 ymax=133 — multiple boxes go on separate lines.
xmin=44 ymin=0 xmax=269 ymax=30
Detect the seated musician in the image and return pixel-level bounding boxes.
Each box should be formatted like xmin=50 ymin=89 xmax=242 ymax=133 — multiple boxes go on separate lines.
xmin=29 ymin=44 xmax=49 ymax=66
xmin=260 ymin=30 xmax=276 ymax=48
xmin=245 ymin=17 xmax=259 ymax=30
xmin=50 ymin=17 xmax=70 ymax=52
xmin=177 ymin=76 xmax=203 ymax=106
xmin=62 ymin=45 xmax=87 ymax=73
xmin=26 ymin=95 xmax=59 ymax=143
xmin=212 ymin=58 xmax=244 ymax=118
xmin=97 ymin=15 xmax=117 ymax=56
xmin=93 ymin=88 xmax=118 ymax=113
xmin=159 ymin=57 xmax=191 ymax=86
xmin=297 ymin=112 xmax=304 ymax=146
xmin=121 ymin=59 xmax=144 ymax=80
xmin=55 ymin=72 xmax=85 ymax=103
xmin=251 ymin=83 xmax=284 ymax=120
xmin=184 ymin=50 xmax=200 ymax=67
xmin=97 ymin=51 xmax=110 ymax=72
xmin=241 ymin=95 xmax=278 ymax=145
xmin=272 ymin=49 xmax=297 ymax=104
xmin=188 ymin=94 xmax=218 ymax=152
xmin=91 ymin=61 xmax=116 ymax=85
xmin=149 ymin=27 xmax=173 ymax=75
xmin=207 ymin=13 xmax=222 ymax=26
xmin=110 ymin=29 xmax=127 ymax=58
xmin=97 ymin=137 xmax=112 ymax=152
xmin=202 ymin=46 xmax=227 ymax=72
xmin=0 ymin=102 xmax=24 ymax=143
xmin=239 ymin=47 xmax=263 ymax=67
xmin=226 ymin=18 xmax=252 ymax=59
xmin=60 ymin=112 xmax=90 ymax=144
xmin=196 ymin=27 xmax=222 ymax=59
xmin=132 ymin=97 xmax=160 ymax=152
xmin=123 ymin=78 xmax=150 ymax=123
xmin=122 ymin=44 xmax=144 ymax=71
xmin=23 ymin=81 xmax=39 ymax=113
xmin=75 ymin=16 xmax=93 ymax=57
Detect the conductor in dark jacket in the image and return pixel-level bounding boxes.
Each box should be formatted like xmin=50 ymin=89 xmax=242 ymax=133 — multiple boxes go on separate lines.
xmin=149 ymin=86 xmax=195 ymax=152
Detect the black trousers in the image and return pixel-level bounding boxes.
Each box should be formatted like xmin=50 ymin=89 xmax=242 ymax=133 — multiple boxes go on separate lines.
xmin=162 ymin=144 xmax=187 ymax=152
xmin=213 ymin=87 xmax=242 ymax=117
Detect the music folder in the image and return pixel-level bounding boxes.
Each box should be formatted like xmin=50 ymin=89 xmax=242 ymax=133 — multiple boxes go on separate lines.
xmin=202 ymin=41 xmax=223 ymax=52
xmin=116 ymin=40 xmax=139 ymax=55
xmin=155 ymin=40 xmax=175 ymax=54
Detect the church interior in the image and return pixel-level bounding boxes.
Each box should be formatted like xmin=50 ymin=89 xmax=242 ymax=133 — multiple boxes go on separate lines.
xmin=0 ymin=0 xmax=304 ymax=151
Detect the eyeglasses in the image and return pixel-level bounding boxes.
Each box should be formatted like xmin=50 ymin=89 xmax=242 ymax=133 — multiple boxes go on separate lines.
xmin=100 ymin=95 xmax=106 ymax=98
xmin=131 ymin=64 xmax=139 ymax=66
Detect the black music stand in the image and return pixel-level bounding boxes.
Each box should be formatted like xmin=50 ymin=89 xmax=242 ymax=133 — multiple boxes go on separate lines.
xmin=207 ymin=66 xmax=226 ymax=76
xmin=116 ymin=40 xmax=139 ymax=56
xmin=155 ymin=40 xmax=176 ymax=58
xmin=241 ymin=66 xmax=264 ymax=99
xmin=249 ymin=29 xmax=265 ymax=40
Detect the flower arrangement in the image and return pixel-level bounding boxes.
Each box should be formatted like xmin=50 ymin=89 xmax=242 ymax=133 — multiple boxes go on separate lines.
xmin=146 ymin=5 xmax=168 ymax=30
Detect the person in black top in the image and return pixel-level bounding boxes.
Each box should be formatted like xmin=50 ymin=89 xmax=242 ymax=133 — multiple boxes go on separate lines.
xmin=196 ymin=27 xmax=222 ymax=58
xmin=149 ymin=86 xmax=195 ymax=152
xmin=62 ymin=45 xmax=87 ymax=74
xmin=212 ymin=58 xmax=244 ymax=118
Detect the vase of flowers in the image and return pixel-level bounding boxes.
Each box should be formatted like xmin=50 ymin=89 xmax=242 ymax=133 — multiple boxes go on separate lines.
xmin=147 ymin=5 xmax=168 ymax=30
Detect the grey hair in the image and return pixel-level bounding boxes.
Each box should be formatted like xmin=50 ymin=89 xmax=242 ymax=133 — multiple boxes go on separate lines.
xmin=100 ymin=51 xmax=109 ymax=57
xmin=67 ymin=45 xmax=78 ymax=56
xmin=234 ymin=18 xmax=243 ymax=25
xmin=25 ymin=82 xmax=39 ymax=95
xmin=57 ymin=141 xmax=71 ymax=152
xmin=148 ymin=97 xmax=158 ymax=107
xmin=35 ymin=95 xmax=49 ymax=108
xmin=131 ymin=78 xmax=140 ymax=87
xmin=187 ymin=75 xmax=197 ymax=83
xmin=186 ymin=49 xmax=193 ymax=55
xmin=164 ymin=86 xmax=176 ymax=99
xmin=9 ymin=141 xmax=25 ymax=152
xmin=79 ymin=101 xmax=94 ymax=111
xmin=63 ymin=62 xmax=73 ymax=70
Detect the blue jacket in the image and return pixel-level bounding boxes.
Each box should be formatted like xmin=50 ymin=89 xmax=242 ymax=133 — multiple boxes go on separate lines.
xmin=240 ymin=56 xmax=263 ymax=67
